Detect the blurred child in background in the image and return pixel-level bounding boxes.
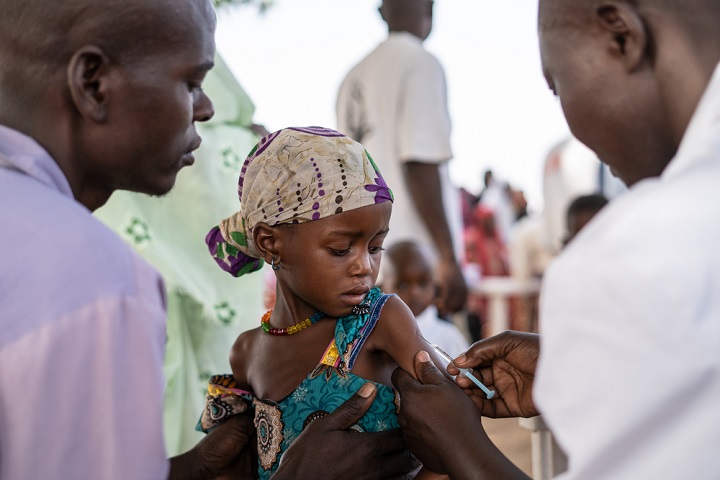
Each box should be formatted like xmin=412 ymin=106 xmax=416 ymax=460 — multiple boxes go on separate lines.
xmin=564 ymin=193 xmax=609 ymax=245
xmin=381 ymin=240 xmax=470 ymax=356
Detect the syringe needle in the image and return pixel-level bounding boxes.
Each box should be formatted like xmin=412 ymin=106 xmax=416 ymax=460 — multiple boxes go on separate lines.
xmin=431 ymin=344 xmax=496 ymax=399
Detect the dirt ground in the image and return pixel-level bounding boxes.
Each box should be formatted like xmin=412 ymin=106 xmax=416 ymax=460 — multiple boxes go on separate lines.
xmin=484 ymin=417 xmax=534 ymax=476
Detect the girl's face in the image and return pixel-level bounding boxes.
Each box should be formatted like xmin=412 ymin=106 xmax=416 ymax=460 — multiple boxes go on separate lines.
xmin=275 ymin=201 xmax=391 ymax=318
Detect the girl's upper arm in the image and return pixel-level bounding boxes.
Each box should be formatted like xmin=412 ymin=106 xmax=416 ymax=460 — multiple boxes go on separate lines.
xmin=372 ymin=296 xmax=451 ymax=380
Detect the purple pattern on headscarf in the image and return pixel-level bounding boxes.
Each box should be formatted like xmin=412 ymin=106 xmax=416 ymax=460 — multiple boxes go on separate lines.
xmin=206 ymin=226 xmax=224 ymax=256
xmin=213 ymin=254 xmax=263 ymax=277
xmin=208 ymin=126 xmax=395 ymax=279
xmin=254 ymin=130 xmax=282 ymax=156
xmin=365 ymin=184 xmax=393 ymax=204
xmin=238 ymin=130 xmax=281 ymax=198
xmin=206 ymin=226 xmax=263 ymax=277
xmin=365 ymin=170 xmax=393 ymax=204
xmin=287 ymin=126 xmax=345 ymax=137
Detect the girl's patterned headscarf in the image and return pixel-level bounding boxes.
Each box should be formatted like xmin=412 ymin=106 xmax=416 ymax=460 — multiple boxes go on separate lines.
xmin=206 ymin=126 xmax=393 ymax=277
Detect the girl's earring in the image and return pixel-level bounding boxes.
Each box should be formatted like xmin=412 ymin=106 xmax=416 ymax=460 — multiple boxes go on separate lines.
xmin=271 ymin=258 xmax=280 ymax=271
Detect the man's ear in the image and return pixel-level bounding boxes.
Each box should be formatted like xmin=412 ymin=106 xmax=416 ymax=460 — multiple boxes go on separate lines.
xmin=253 ymin=223 xmax=280 ymax=265
xmin=596 ymin=2 xmax=648 ymax=72
xmin=67 ymin=46 xmax=111 ymax=123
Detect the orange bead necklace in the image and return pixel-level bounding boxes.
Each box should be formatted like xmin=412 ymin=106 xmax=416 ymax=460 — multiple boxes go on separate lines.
xmin=260 ymin=310 xmax=325 ymax=336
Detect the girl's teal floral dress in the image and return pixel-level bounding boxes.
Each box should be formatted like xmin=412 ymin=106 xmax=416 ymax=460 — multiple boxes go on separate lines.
xmin=197 ymin=287 xmax=400 ymax=479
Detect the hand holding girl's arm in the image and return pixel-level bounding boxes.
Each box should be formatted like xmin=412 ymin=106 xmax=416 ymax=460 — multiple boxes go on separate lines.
xmin=275 ymin=383 xmax=419 ymax=480
xmin=393 ymin=352 xmax=531 ymax=480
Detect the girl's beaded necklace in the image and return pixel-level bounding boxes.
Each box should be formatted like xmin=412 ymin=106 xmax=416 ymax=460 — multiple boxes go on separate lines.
xmin=260 ymin=310 xmax=325 ymax=336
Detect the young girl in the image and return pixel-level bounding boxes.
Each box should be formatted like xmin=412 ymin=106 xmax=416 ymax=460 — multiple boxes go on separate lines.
xmin=199 ymin=126 xmax=448 ymax=479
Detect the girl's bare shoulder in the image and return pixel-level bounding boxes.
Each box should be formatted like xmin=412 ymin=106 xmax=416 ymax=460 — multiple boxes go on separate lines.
xmin=371 ymin=295 xmax=424 ymax=351
xmin=230 ymin=327 xmax=262 ymax=389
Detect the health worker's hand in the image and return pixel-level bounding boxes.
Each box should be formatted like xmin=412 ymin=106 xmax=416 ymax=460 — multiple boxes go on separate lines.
xmin=274 ymin=383 xmax=419 ymax=480
xmin=451 ymin=331 xmax=540 ymax=418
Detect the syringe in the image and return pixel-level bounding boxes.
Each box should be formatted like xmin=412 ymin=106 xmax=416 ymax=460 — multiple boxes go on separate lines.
xmin=431 ymin=343 xmax=496 ymax=399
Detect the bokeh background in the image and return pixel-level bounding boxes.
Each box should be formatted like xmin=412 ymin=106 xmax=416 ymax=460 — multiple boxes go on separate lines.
xmin=215 ymin=0 xmax=572 ymax=211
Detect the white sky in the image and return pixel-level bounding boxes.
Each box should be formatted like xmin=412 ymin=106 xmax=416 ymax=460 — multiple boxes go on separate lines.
xmin=215 ymin=0 xmax=572 ymax=211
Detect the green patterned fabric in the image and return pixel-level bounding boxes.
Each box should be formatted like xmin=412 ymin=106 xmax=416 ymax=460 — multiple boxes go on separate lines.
xmin=94 ymin=54 xmax=264 ymax=455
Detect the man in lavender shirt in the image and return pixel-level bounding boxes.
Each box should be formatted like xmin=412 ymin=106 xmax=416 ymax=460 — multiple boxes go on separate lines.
xmin=0 ymin=0 xmax=416 ymax=479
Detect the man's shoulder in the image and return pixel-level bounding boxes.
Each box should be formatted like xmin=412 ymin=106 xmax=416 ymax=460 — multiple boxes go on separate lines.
xmin=0 ymin=187 xmax=164 ymax=349
xmin=348 ymin=35 xmax=437 ymax=73
xmin=1 ymin=179 xmax=161 ymax=307
xmin=550 ymin=169 xmax=720 ymax=290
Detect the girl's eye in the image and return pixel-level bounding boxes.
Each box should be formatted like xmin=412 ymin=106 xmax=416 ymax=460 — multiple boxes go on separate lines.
xmin=330 ymin=248 xmax=350 ymax=256
xmin=369 ymin=246 xmax=385 ymax=254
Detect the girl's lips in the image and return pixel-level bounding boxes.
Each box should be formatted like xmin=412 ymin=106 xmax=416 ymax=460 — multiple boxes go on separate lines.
xmin=343 ymin=285 xmax=370 ymax=296
xmin=344 ymin=285 xmax=370 ymax=295
xmin=341 ymin=287 xmax=369 ymax=306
